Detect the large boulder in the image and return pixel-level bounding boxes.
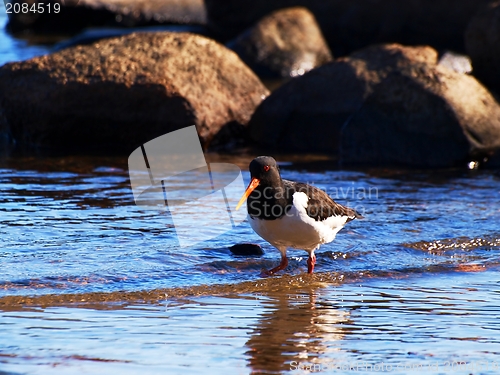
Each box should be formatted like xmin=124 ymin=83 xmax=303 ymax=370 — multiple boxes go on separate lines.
xmin=248 ymin=45 xmax=437 ymax=153
xmin=248 ymin=44 xmax=500 ymax=167
xmin=228 ymin=7 xmax=332 ymax=78
xmin=465 ymin=1 xmax=500 ymax=94
xmin=0 ymin=32 xmax=269 ymax=153
xmin=341 ymin=64 xmax=500 ymax=167
xmin=205 ymin=0 xmax=491 ymax=56
xmin=7 ymin=0 xmax=206 ymax=33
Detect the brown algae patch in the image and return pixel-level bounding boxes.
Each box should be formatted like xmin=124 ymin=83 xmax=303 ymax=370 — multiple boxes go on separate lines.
xmin=0 ymin=273 xmax=349 ymax=311
xmin=0 ymin=268 xmax=427 ymax=311
xmin=1 ymin=254 xmax=499 ymax=311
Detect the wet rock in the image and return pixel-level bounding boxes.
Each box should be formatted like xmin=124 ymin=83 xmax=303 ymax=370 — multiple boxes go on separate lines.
xmin=229 ymin=243 xmax=264 ymax=256
xmin=228 ymin=7 xmax=332 ymax=78
xmin=437 ymin=51 xmax=472 ymax=74
xmin=341 ymin=64 xmax=500 ymax=167
xmin=0 ymin=32 xmax=269 ymax=153
xmin=205 ymin=0 xmax=491 ymax=56
xmin=465 ymin=1 xmax=500 ymax=94
xmin=248 ymin=43 xmax=500 ymax=167
xmin=248 ymin=44 xmax=437 ymax=154
xmin=7 ymin=0 xmax=206 ymax=33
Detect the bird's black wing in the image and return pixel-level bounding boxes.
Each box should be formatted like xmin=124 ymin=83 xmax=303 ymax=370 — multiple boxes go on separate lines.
xmin=283 ymin=180 xmax=363 ymax=222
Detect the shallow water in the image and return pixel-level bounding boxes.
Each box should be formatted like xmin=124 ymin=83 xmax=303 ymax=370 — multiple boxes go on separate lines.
xmin=2 ymin=155 xmax=499 ymax=297
xmin=1 ymin=153 xmax=500 ymax=374
xmin=1 ymin=272 xmax=500 ymax=375
xmin=0 ymin=7 xmax=53 ymax=65
xmin=2 ymin=6 xmax=500 ymax=374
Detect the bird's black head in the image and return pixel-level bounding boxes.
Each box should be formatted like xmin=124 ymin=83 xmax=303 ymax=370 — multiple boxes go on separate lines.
xmin=249 ymin=156 xmax=281 ymax=186
xmin=235 ymin=156 xmax=284 ymax=211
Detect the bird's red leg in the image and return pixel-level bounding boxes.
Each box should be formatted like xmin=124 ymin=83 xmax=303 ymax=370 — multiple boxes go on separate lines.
xmin=307 ymin=253 xmax=316 ymax=274
xmin=262 ymin=255 xmax=288 ymax=276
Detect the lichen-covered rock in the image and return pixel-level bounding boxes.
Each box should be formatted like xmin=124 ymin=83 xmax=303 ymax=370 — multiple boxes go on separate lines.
xmin=465 ymin=0 xmax=500 ymax=93
xmin=0 ymin=32 xmax=269 ymax=153
xmin=248 ymin=44 xmax=500 ymax=167
xmin=228 ymin=7 xmax=332 ymax=78
xmin=7 ymin=0 xmax=206 ymax=33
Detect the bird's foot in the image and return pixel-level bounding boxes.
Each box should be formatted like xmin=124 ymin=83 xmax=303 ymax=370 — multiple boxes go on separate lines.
xmin=307 ymin=254 xmax=316 ymax=274
xmin=261 ymin=256 xmax=288 ymax=277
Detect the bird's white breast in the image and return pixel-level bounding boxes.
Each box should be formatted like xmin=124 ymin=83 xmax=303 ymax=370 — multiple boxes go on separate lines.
xmin=249 ymin=192 xmax=349 ymax=252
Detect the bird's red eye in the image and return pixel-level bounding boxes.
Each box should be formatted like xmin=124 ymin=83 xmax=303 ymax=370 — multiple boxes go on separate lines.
xmin=264 ymin=165 xmax=270 ymax=172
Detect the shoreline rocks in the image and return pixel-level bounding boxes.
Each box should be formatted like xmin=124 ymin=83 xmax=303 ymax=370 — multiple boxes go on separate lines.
xmin=205 ymin=0 xmax=492 ymax=56
xmin=341 ymin=64 xmax=500 ymax=167
xmin=3 ymin=2 xmax=500 ymax=168
xmin=7 ymin=0 xmax=207 ymax=33
xmin=248 ymin=44 xmax=500 ymax=167
xmin=228 ymin=7 xmax=332 ymax=78
xmin=0 ymin=32 xmax=269 ymax=153
xmin=248 ymin=45 xmax=438 ymax=154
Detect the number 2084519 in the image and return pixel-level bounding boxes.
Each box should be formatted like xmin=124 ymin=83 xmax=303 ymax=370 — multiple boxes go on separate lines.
xmin=6 ymin=2 xmax=61 ymax=13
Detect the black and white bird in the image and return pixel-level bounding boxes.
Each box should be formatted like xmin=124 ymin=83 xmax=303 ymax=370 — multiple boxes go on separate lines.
xmin=236 ymin=156 xmax=363 ymax=275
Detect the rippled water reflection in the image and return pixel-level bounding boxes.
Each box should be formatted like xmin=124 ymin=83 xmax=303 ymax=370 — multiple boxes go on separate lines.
xmin=0 ymin=154 xmax=499 ymax=373
xmin=1 ymin=271 xmax=500 ymax=375
xmin=1 ymin=155 xmax=499 ymax=297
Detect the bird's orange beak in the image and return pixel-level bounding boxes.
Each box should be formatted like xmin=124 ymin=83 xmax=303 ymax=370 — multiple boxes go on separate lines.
xmin=235 ymin=178 xmax=260 ymax=210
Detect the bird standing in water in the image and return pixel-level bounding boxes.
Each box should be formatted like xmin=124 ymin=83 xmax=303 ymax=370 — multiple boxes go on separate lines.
xmin=236 ymin=156 xmax=362 ymax=275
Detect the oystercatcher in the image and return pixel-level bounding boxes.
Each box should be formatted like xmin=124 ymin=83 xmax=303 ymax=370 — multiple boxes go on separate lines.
xmin=236 ymin=156 xmax=362 ymax=275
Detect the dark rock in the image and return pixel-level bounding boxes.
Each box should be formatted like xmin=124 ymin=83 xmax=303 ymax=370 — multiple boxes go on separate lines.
xmin=248 ymin=44 xmax=437 ymax=154
xmin=229 ymin=243 xmax=264 ymax=256
xmin=341 ymin=64 xmax=500 ymax=167
xmin=228 ymin=7 xmax=332 ymax=78
xmin=205 ymin=0 xmax=491 ymax=56
xmin=7 ymin=0 xmax=206 ymax=34
xmin=248 ymin=43 xmax=500 ymax=167
xmin=0 ymin=32 xmax=269 ymax=153
xmin=465 ymin=1 xmax=500 ymax=94
xmin=248 ymin=59 xmax=365 ymax=153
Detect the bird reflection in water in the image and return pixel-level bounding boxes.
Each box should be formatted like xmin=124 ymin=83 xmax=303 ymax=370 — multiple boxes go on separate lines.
xmin=245 ymin=286 xmax=351 ymax=374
